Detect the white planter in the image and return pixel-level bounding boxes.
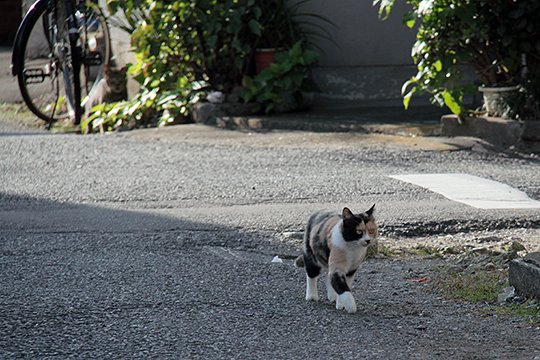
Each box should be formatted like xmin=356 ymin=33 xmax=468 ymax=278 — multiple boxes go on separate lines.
xmin=478 ymin=86 xmax=519 ymax=119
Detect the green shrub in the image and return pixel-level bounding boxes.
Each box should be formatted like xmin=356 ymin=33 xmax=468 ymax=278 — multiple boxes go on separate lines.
xmin=374 ymin=0 xmax=540 ymax=118
xmin=84 ymin=0 xmax=323 ymax=132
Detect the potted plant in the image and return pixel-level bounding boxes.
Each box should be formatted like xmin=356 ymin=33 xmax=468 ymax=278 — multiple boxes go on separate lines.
xmin=374 ymin=0 xmax=540 ymax=120
xmin=236 ymin=0 xmax=337 ymax=113
xmin=250 ymin=0 xmax=297 ymax=73
xmin=251 ymin=0 xmax=334 ymax=73
xmin=472 ymin=0 xmax=540 ymax=119
xmin=479 ymin=0 xmax=540 ymax=120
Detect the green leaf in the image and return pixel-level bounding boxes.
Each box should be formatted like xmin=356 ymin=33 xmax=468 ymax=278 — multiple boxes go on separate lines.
xmin=248 ymin=19 xmax=262 ymax=36
xmin=509 ymin=8 xmax=525 ymax=19
xmin=289 ymin=41 xmax=303 ymax=58
xmin=403 ymin=12 xmax=416 ymax=28
xmin=401 ymin=77 xmax=417 ymax=96
xmin=403 ymin=88 xmax=415 ymax=110
xmin=373 ymin=0 xmax=395 ymax=20
xmin=207 ymin=35 xmax=218 ymax=48
xmin=242 ymin=75 xmax=253 ymax=88
xmin=441 ymin=90 xmax=462 ymax=115
xmin=253 ymin=5 xmax=262 ymax=18
xmin=302 ymin=50 xmax=319 ymax=65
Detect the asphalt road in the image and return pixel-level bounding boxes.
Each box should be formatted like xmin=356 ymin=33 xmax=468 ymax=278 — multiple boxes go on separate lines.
xmin=1 ymin=120 xmax=539 ymax=358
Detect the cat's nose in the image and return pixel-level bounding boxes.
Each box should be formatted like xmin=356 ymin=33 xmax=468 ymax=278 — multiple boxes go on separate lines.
xmin=365 ymin=239 xmax=371 ymax=244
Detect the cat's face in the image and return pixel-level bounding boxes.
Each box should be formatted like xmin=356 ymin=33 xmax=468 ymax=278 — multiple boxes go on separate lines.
xmin=341 ymin=205 xmax=377 ymax=245
xmin=105 ymin=66 xmax=127 ymax=93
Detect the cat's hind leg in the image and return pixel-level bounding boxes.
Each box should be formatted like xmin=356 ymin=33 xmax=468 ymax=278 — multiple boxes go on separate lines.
xmin=304 ymin=256 xmax=321 ymax=301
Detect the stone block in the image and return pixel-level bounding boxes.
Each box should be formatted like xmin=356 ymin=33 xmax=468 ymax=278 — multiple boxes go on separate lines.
xmin=441 ymin=115 xmax=523 ymax=149
xmin=509 ymin=252 xmax=540 ymax=299
xmin=192 ymin=103 xmax=224 ymax=125
xmin=521 ymin=121 xmax=540 ymax=142
xmin=192 ymin=102 xmax=259 ymax=128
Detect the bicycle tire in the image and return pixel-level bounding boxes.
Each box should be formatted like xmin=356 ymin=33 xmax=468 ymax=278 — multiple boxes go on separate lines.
xmin=13 ymin=0 xmax=54 ymax=122
xmin=14 ymin=0 xmax=110 ymax=125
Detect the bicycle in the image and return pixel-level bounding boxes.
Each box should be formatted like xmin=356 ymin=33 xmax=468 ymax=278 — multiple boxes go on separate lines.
xmin=11 ymin=0 xmax=111 ymax=127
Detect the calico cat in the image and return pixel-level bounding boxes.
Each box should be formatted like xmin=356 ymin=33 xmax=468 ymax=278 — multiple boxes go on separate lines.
xmin=295 ymin=205 xmax=377 ymax=313
xmin=83 ymin=65 xmax=128 ymax=120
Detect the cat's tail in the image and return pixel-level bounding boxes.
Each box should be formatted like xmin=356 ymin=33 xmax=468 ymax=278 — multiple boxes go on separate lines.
xmin=294 ymin=255 xmax=305 ymax=268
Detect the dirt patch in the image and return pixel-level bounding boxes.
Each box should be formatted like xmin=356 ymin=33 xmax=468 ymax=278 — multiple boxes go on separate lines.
xmin=379 ymin=228 xmax=539 ymax=257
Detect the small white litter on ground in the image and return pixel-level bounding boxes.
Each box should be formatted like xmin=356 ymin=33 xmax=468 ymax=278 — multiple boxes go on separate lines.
xmin=271 ymin=255 xmax=283 ymax=263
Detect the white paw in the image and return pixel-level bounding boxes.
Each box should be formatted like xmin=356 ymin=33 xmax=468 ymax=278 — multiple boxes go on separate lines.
xmin=306 ymin=292 xmax=319 ymax=301
xmin=336 ymin=292 xmax=357 ymax=313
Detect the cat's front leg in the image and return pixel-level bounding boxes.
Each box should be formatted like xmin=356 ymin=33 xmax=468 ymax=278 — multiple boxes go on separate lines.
xmin=346 ymin=269 xmax=357 ymax=290
xmin=326 ymin=275 xmax=337 ymax=302
xmin=305 ymin=275 xmax=319 ymax=301
xmin=331 ymin=271 xmax=357 ymax=313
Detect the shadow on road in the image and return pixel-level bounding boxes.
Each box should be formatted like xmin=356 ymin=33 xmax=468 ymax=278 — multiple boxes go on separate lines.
xmin=0 ymin=192 xmax=303 ymax=357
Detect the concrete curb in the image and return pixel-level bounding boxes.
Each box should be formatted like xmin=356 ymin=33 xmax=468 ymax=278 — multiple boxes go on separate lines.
xmin=441 ymin=114 xmax=540 ymax=152
xmin=192 ymin=102 xmax=443 ymax=136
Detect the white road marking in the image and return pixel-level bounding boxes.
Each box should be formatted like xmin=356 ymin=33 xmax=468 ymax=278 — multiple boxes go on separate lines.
xmin=389 ymin=173 xmax=540 ymax=209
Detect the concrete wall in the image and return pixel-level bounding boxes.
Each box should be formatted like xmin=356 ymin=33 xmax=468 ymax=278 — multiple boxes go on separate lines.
xmin=298 ymin=0 xmax=418 ymax=106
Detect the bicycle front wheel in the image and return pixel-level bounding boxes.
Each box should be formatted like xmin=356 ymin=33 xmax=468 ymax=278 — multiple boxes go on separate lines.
xmin=16 ymin=0 xmax=110 ymax=125
xmin=15 ymin=2 xmax=68 ymax=123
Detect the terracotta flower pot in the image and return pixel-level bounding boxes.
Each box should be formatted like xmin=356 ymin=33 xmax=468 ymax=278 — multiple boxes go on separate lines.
xmin=254 ymin=48 xmax=277 ymax=74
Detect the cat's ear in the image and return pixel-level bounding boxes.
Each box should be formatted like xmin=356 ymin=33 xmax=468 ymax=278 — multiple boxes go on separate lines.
xmin=342 ymin=207 xmax=354 ymax=220
xmin=366 ymin=204 xmax=376 ymax=218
